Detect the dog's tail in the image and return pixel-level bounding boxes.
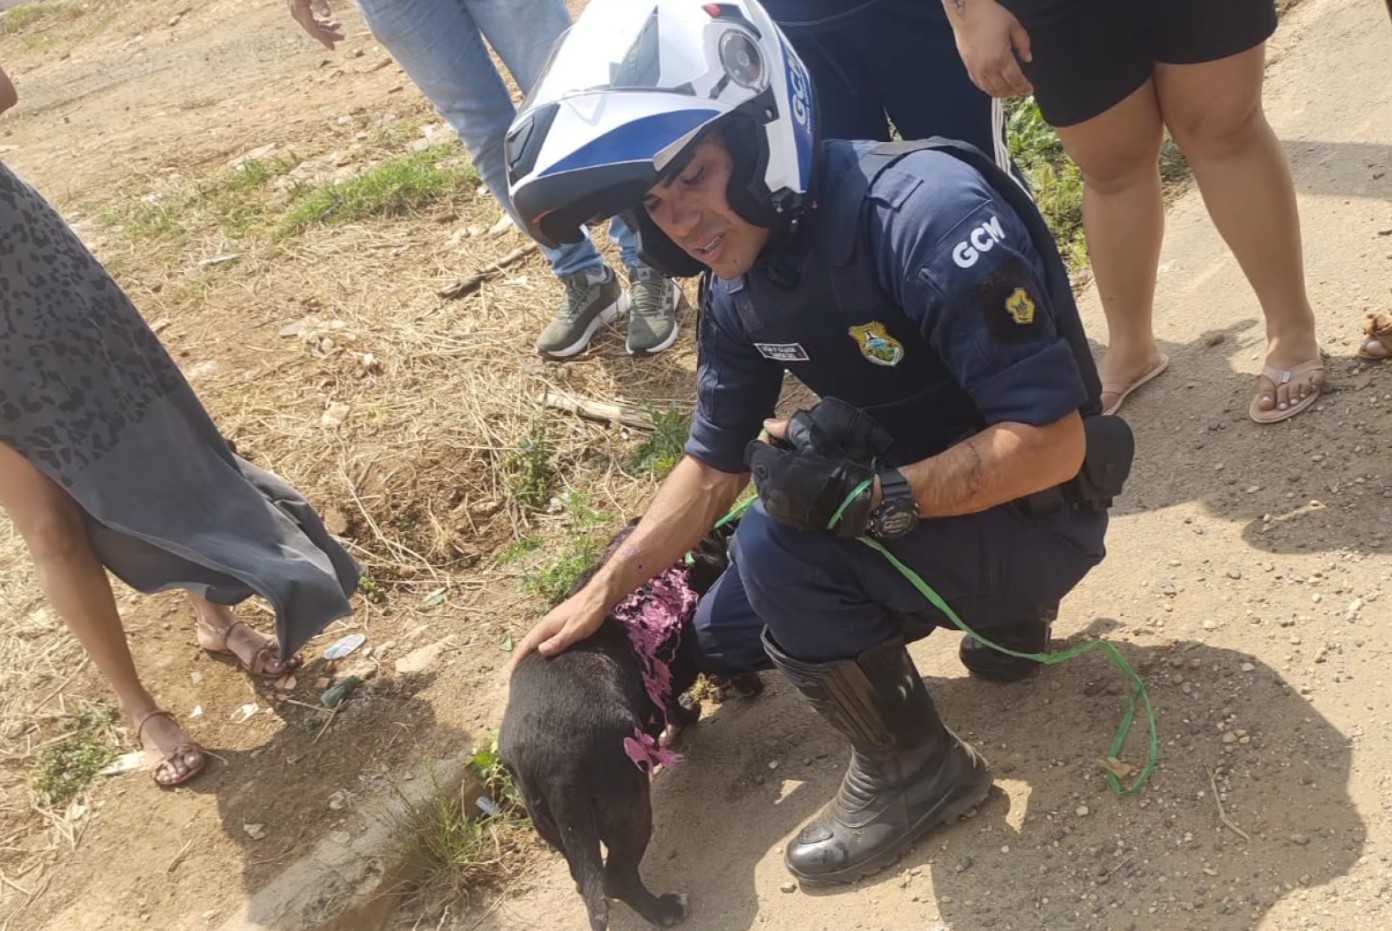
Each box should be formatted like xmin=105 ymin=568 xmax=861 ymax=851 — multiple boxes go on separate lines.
xmin=550 ymin=783 xmax=609 ymax=931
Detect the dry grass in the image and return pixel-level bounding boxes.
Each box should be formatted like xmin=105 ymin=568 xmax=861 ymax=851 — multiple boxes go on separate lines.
xmin=0 ymin=534 xmax=95 ymax=923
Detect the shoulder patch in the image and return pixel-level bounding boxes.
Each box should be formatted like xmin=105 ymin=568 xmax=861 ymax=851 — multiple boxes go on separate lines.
xmin=976 ymin=254 xmax=1050 ymax=344
xmin=1005 ymin=287 xmax=1035 ymax=325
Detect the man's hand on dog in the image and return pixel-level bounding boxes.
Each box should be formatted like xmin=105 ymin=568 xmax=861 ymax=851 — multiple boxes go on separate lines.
xmin=749 ymin=413 xmax=881 ymax=538
xmin=507 ymin=586 xmax=610 ymax=672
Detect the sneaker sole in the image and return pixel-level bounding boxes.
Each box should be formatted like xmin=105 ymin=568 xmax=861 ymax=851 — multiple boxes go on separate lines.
xmin=786 ymin=763 xmax=994 ymax=888
xmin=537 ymin=292 xmax=629 ymax=360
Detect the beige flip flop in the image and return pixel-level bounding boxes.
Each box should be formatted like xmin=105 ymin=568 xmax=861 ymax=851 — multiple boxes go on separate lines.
xmin=1248 ymin=358 xmax=1325 ymax=424
xmin=1101 ymin=354 xmax=1170 ymax=416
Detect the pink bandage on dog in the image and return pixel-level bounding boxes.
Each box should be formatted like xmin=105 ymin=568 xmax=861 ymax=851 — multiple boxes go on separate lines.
xmin=611 ymin=564 xmax=700 ymax=774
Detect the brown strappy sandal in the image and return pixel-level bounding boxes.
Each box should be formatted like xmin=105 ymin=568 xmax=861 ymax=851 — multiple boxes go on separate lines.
xmin=135 ymin=709 xmax=206 ymax=788
xmin=198 ymin=618 xmax=303 ymax=680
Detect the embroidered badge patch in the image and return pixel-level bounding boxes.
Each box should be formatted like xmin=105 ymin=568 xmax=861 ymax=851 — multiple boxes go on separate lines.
xmin=1005 ymin=287 xmax=1036 ymax=325
xmin=754 ymin=342 xmax=810 ymax=362
xmin=848 ymin=322 xmax=904 ymax=367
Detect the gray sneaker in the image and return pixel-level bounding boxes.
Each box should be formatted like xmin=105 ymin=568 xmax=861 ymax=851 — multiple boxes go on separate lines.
xmin=535 ymin=266 xmax=627 ymax=359
xmin=625 ymin=265 xmax=683 ymax=356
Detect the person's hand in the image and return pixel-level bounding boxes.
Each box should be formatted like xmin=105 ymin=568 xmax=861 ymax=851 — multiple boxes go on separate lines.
xmin=947 ymin=0 xmax=1034 ymax=98
xmin=288 ymin=0 xmax=345 ymax=51
xmin=747 ymin=420 xmax=876 ymax=537
xmin=506 ymin=585 xmax=610 ymax=673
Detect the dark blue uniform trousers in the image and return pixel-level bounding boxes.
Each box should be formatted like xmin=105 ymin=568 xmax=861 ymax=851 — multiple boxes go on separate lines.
xmin=694 ymin=501 xmax=1108 ymax=672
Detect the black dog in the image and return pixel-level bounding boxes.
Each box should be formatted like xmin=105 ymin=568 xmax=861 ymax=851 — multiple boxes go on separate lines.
xmin=499 ymin=519 xmax=744 ymax=930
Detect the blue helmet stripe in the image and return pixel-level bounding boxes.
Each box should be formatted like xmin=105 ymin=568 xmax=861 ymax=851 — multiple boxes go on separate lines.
xmin=539 ymin=108 xmax=722 ymax=177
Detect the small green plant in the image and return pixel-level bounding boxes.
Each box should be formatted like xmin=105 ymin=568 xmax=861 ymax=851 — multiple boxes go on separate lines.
xmin=501 ymin=494 xmax=614 ymax=607
xmin=357 ymin=574 xmax=387 ymax=605
xmin=527 ymin=495 xmax=612 ymax=606
xmin=627 ymin=407 xmax=690 ymax=480
xmin=391 ymin=770 xmax=521 ymax=907
xmin=468 ymin=734 xmax=524 ymax=816
xmin=32 ymin=704 xmax=119 ymax=807
xmin=276 ymin=144 xmax=478 ymax=237
xmin=500 ymin=421 xmax=557 ymax=515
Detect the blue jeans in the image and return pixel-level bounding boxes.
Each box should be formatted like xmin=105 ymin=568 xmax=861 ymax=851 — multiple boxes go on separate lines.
xmin=354 ymin=0 xmax=642 ymax=277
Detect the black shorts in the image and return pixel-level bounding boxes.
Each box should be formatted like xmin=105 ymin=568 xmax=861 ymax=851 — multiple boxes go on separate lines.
xmin=998 ymin=0 xmax=1280 ymax=127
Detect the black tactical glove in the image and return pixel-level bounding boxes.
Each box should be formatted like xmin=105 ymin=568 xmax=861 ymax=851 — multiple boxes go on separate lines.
xmin=746 ymin=441 xmax=876 ymax=537
xmin=745 ymin=398 xmax=893 ymax=537
xmin=784 ymin=397 xmax=895 ymax=464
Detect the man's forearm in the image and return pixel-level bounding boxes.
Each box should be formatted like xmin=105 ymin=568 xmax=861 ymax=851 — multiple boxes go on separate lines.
xmin=899 ymin=413 xmax=1085 ymax=518
xmin=590 ymin=454 xmax=748 ymax=605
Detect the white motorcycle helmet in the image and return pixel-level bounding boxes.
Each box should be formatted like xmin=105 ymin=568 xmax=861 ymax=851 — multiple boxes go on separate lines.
xmin=505 ymin=0 xmax=818 ymax=278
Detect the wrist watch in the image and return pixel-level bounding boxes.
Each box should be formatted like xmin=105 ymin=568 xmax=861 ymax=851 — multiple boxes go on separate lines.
xmin=868 ymin=468 xmax=919 ymax=539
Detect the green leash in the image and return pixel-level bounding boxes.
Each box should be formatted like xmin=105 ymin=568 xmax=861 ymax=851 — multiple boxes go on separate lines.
xmin=709 ymin=486 xmax=1158 ymax=797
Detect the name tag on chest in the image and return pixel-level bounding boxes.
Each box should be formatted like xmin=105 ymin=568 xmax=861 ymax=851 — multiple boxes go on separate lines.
xmin=753 ymin=342 xmax=810 ymax=363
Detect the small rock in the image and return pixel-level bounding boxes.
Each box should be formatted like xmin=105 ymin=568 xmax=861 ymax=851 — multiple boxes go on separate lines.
xmin=1076 ymin=805 xmax=1090 ymax=816
xmin=328 ymin=790 xmax=348 ymax=811
xmin=1222 ymin=732 xmax=1238 ymax=744
xmin=780 ymin=881 xmax=797 ymax=894
xmin=768 ymin=760 xmax=780 ymax=770
xmin=1226 ymin=569 xmax=1242 ymax=580
xmin=343 ymin=659 xmax=379 ymax=681
xmin=1246 ymin=485 xmax=1261 ymax=494
xmin=1290 ymin=833 xmax=1310 ymax=846
xmin=1240 ymin=662 xmax=1255 ymax=672
xmin=1202 ymin=619 xmax=1219 ymax=631
xmin=956 ymin=856 xmax=974 ymax=873
xmin=190 ymin=670 xmax=204 ymax=685
xmin=395 ymin=637 xmax=458 ymax=675
xmin=1311 ymin=593 xmax=1322 ymax=604
xmin=244 ymin=823 xmax=267 ymax=840
xmin=321 ymin=402 xmax=351 ymax=429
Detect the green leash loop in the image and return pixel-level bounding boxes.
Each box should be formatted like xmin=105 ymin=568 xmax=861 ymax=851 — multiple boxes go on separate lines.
xmin=702 ymin=481 xmax=1159 ymax=797
xmin=854 ymin=535 xmax=1158 ymax=797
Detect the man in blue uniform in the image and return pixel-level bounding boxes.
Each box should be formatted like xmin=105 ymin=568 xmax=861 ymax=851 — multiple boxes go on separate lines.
xmin=504 ymin=0 xmax=1126 ymax=886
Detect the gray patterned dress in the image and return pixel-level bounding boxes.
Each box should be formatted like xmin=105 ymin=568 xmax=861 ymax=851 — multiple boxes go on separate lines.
xmin=0 ymin=161 xmax=359 ymax=655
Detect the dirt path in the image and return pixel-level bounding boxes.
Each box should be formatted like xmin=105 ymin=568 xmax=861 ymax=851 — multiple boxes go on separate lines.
xmin=0 ymin=0 xmax=1388 ymax=929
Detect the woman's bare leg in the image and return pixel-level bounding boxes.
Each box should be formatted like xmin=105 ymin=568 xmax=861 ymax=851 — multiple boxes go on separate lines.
xmin=1156 ymin=45 xmax=1323 ymax=417
xmin=0 ymin=443 xmax=202 ymax=784
xmin=1053 ymin=80 xmax=1169 ymax=413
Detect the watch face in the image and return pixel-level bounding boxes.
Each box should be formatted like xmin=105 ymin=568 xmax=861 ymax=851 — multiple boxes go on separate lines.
xmin=878 ymin=507 xmax=917 ymax=537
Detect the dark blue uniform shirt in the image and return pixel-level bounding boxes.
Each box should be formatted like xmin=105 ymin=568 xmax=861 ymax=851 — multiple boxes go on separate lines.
xmin=686 ymin=140 xmax=1093 ymax=474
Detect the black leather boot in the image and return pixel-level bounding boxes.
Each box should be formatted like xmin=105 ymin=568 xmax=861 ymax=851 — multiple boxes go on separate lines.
xmin=763 ymin=632 xmax=993 ymax=886
xmin=958 ymin=608 xmax=1057 ymax=682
